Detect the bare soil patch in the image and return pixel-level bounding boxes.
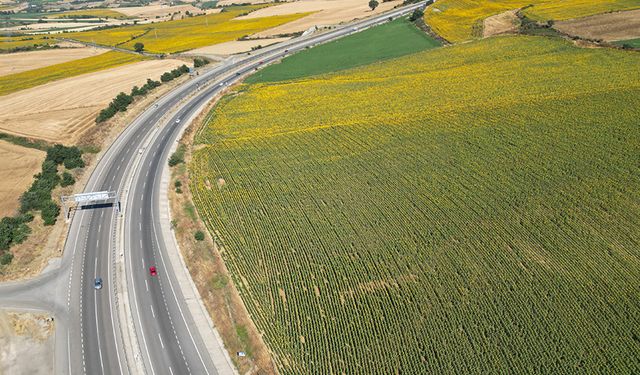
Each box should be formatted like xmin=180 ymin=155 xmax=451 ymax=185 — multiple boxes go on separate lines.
xmin=0 ymin=47 xmax=106 ymax=76
xmin=0 ymin=141 xmax=46 ymax=217
xmin=186 ymin=37 xmax=290 ymax=56
xmin=169 ymin=95 xmax=276 ymax=374
xmin=554 ymin=9 xmax=640 ymax=42
xmin=241 ymin=0 xmax=402 ymax=37
xmin=483 ymin=9 xmax=520 ymax=38
xmin=0 ymin=311 xmax=54 ymax=375
xmin=0 ymin=59 xmax=184 ymax=145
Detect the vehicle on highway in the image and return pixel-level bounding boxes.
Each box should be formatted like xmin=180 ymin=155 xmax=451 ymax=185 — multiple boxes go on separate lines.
xmin=149 ymin=266 xmax=157 ymax=276
xmin=94 ymin=278 xmax=103 ymax=290
xmin=175 ymin=119 xmax=181 ymax=123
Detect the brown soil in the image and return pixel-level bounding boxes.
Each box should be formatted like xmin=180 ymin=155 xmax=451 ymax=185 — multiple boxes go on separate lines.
xmin=112 ymin=4 xmax=220 ymax=20
xmin=483 ymin=9 xmax=520 ymax=38
xmin=169 ymin=93 xmax=276 ymax=374
xmin=0 ymin=59 xmax=184 ymax=145
xmin=243 ymin=0 xmax=403 ymax=37
xmin=0 ymin=141 xmax=46 ymax=217
xmin=554 ymin=9 xmax=640 ymax=42
xmin=185 ymin=37 xmax=291 ymax=56
xmin=0 ymin=47 xmax=106 ymax=76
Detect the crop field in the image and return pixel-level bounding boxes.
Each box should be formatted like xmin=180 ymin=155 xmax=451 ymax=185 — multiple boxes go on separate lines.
xmin=246 ymin=17 xmax=440 ymax=83
xmin=50 ymin=9 xmax=130 ymax=19
xmin=425 ymin=0 xmax=640 ymax=42
xmin=0 ymin=51 xmax=145 ymax=96
xmin=0 ymin=35 xmax=57 ymax=52
xmin=70 ymin=6 xmax=309 ymax=54
xmin=191 ymin=36 xmax=640 ymax=373
xmin=615 ymin=37 xmax=640 ymax=47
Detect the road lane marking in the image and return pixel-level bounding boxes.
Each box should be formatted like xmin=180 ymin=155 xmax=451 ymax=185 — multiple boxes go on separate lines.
xmin=158 ymin=334 xmax=164 ymax=349
xmin=139 ymin=222 xmax=142 ymax=232
xmin=95 ymin=290 xmax=106 ymax=374
xmin=150 ymin=305 xmax=155 ymax=318
xmin=169 ymin=366 xmax=174 ymax=375
xmin=145 ymin=279 xmax=149 ymax=291
xmin=94 ymin=257 xmax=98 ymax=278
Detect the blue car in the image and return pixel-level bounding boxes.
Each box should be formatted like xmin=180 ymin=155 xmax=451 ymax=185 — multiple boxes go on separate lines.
xmin=94 ymin=277 xmax=103 ymax=290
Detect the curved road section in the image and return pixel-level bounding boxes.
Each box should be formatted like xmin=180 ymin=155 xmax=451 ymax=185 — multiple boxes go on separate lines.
xmin=0 ymin=2 xmax=428 ymax=374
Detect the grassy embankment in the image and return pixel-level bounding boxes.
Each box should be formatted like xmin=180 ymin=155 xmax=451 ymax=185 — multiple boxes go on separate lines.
xmin=191 ymin=35 xmax=640 ymax=374
xmin=70 ymin=5 xmax=310 ymax=54
xmin=0 ymin=51 xmax=146 ymax=96
xmin=247 ymin=17 xmax=440 ymax=83
xmin=425 ymin=0 xmax=640 ymax=42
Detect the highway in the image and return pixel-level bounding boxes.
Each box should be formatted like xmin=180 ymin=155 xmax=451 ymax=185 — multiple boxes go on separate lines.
xmin=0 ymin=2 xmax=428 ymax=374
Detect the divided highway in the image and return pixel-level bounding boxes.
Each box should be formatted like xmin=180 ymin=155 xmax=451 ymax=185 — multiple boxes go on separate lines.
xmin=0 ymin=2 xmax=428 ymax=374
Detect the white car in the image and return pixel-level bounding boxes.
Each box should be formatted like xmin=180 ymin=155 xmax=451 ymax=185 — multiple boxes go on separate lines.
xmin=175 ymin=119 xmax=181 ymax=123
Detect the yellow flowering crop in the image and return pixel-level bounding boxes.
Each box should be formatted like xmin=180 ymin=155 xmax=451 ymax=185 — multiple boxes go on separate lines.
xmin=0 ymin=51 xmax=146 ymax=96
xmin=425 ymin=0 xmax=640 ymax=42
xmin=70 ymin=6 xmax=309 ymax=54
xmin=190 ymin=35 xmax=640 ymax=374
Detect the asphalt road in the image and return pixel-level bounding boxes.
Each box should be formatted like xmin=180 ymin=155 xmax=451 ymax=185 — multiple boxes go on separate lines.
xmin=0 ymin=2 xmax=428 ymax=374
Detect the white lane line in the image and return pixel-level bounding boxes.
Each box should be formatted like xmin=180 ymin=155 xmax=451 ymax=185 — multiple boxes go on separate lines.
xmin=67 ymin=331 xmax=72 ymax=375
xmin=94 ymin=258 xmax=98 ymax=278
xmin=145 ymin=279 xmax=149 ymax=291
xmin=141 ymin=194 xmax=144 ymax=201
xmin=98 ymin=223 xmax=101 ymax=233
xmin=97 ymin=239 xmax=100 ymax=249
xmin=169 ymin=366 xmax=174 ymax=375
xmin=141 ymin=258 xmax=145 ymax=269
xmin=106 ymin=209 xmax=124 ymax=374
xmin=95 ymin=291 xmax=106 ymax=374
xmin=158 ymin=334 xmax=164 ymax=349
xmin=139 ymin=222 xmax=142 ymax=232
xmin=140 ymin=239 xmax=143 ymax=248
xmin=140 ymin=207 xmax=142 ymax=216
xmin=150 ymin=305 xmax=155 ymax=318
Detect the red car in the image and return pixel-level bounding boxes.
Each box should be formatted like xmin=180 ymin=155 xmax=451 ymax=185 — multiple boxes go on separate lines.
xmin=149 ymin=266 xmax=157 ymax=276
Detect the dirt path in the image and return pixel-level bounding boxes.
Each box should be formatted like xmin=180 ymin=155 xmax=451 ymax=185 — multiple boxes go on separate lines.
xmin=483 ymin=10 xmax=519 ymax=38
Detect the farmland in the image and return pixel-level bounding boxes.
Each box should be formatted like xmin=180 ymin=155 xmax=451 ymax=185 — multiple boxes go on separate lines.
xmin=69 ymin=6 xmax=309 ymax=54
xmin=0 ymin=50 xmax=145 ymax=96
xmin=615 ymin=38 xmax=640 ymax=48
xmin=50 ymin=9 xmax=129 ymax=19
xmin=425 ymin=0 xmax=640 ymax=42
xmin=0 ymin=140 xmax=46 ymax=217
xmin=0 ymin=35 xmax=58 ymax=52
xmin=246 ymin=17 xmax=440 ymax=83
xmin=191 ymin=36 xmax=640 ymax=373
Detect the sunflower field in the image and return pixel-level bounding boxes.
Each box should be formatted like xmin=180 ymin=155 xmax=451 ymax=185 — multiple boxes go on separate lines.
xmin=191 ymin=35 xmax=640 ymax=374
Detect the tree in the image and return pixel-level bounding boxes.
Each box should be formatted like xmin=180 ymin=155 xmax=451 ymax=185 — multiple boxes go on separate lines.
xmin=409 ymin=9 xmax=424 ymax=22
xmin=0 ymin=252 xmax=13 ymax=265
xmin=369 ymin=0 xmax=378 ymax=10
xmin=134 ymin=42 xmax=144 ymax=52
xmin=194 ymin=231 xmax=205 ymax=241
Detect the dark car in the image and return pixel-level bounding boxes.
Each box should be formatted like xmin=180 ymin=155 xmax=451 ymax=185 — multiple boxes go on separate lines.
xmin=149 ymin=266 xmax=157 ymax=276
xmin=94 ymin=277 xmax=103 ymax=290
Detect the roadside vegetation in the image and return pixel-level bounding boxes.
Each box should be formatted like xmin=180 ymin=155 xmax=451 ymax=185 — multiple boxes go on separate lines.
xmin=0 ymin=51 xmax=146 ymax=96
xmin=0 ymin=35 xmax=59 ymax=53
xmin=424 ymin=0 xmax=640 ymax=42
xmin=615 ymin=37 xmax=640 ymax=48
xmin=191 ymin=35 xmax=640 ymax=373
xmin=69 ymin=6 xmax=309 ymax=54
xmin=247 ymin=17 xmax=440 ymax=83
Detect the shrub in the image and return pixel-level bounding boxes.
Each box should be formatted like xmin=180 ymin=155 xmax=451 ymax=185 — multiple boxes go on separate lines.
xmin=61 ymin=171 xmax=75 ymax=187
xmin=134 ymin=42 xmax=144 ymax=52
xmin=0 ymin=252 xmax=13 ymax=265
xmin=409 ymin=9 xmax=424 ymax=22
xmin=168 ymin=145 xmax=186 ymax=167
xmin=194 ymin=230 xmax=205 ymax=241
xmin=41 ymin=201 xmax=60 ymax=226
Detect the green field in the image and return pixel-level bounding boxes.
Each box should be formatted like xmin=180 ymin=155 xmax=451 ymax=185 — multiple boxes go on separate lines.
xmin=191 ymin=35 xmax=640 ymax=373
xmin=615 ymin=38 xmax=640 ymax=48
xmin=247 ymin=17 xmax=440 ymax=83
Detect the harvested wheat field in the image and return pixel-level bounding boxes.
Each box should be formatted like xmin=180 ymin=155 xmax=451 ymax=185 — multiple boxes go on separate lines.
xmin=218 ymin=0 xmax=271 ymax=5
xmin=186 ymin=37 xmax=290 ymax=56
xmin=0 ymin=141 xmax=46 ymax=217
xmin=483 ymin=10 xmax=519 ymax=37
xmin=243 ymin=0 xmax=402 ymax=37
xmin=0 ymin=59 xmax=183 ymax=144
xmin=0 ymin=47 xmax=106 ymax=76
xmin=113 ymin=4 xmax=219 ymax=19
xmin=554 ymin=9 xmax=640 ymax=42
